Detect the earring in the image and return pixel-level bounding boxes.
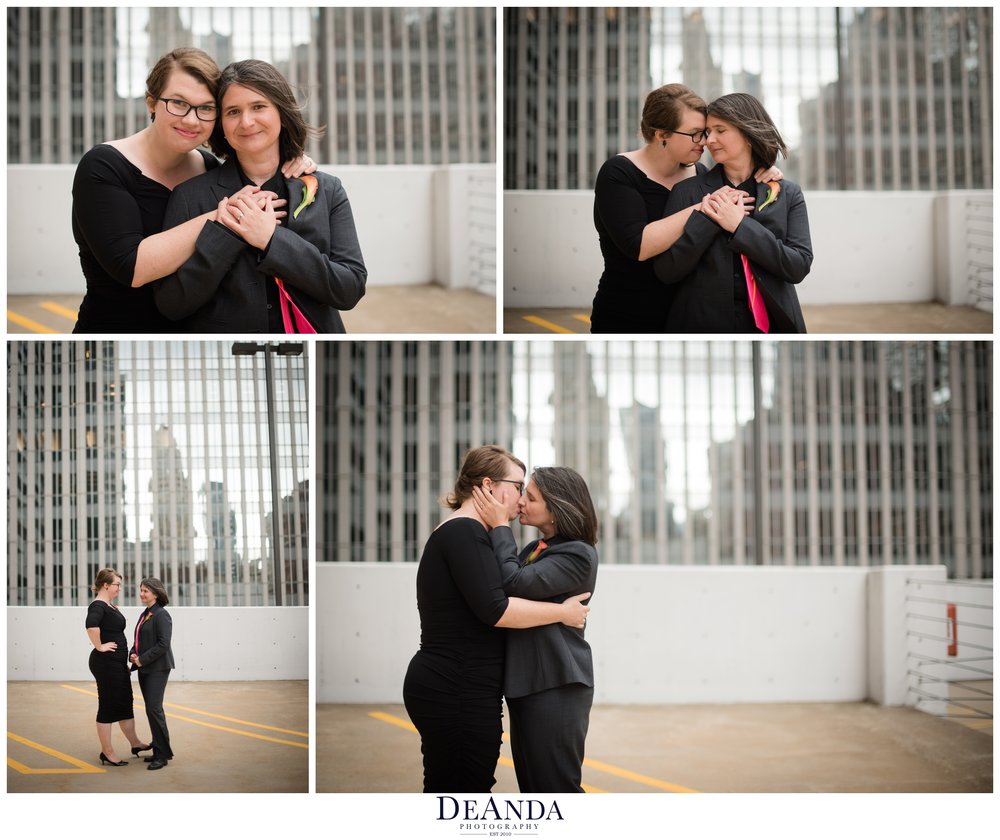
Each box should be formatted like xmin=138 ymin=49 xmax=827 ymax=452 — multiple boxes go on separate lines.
xmin=661 ymin=140 xmax=666 ymax=148
xmin=150 ymin=112 xmax=155 ymax=123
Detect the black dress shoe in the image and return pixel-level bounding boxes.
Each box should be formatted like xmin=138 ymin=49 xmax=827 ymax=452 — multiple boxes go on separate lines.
xmin=99 ymin=752 xmax=128 ymax=766
xmin=147 ymin=757 xmax=168 ymax=770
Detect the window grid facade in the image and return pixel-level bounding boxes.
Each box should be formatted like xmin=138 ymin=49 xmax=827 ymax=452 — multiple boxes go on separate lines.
xmin=319 ymin=341 xmax=991 ymax=580
xmin=7 ymin=6 xmax=496 ymax=166
xmin=8 ymin=341 xmax=310 ymax=607
xmin=504 ymin=6 xmax=992 ymax=191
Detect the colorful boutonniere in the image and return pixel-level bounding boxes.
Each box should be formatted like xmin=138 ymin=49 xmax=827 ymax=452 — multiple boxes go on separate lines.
xmin=525 ymin=540 xmax=549 ymax=564
xmin=292 ymin=174 xmax=318 ymax=219
xmin=757 ymin=180 xmax=780 ymax=212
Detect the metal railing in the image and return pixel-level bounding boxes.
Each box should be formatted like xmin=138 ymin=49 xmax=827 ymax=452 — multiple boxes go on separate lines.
xmin=906 ymin=577 xmax=993 ymax=725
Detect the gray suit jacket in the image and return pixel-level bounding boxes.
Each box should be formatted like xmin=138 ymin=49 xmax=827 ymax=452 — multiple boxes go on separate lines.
xmin=128 ymin=604 xmax=175 ymax=673
xmin=155 ymin=158 xmax=366 ymax=333
xmin=654 ymin=164 xmax=812 ymax=333
xmin=489 ymin=528 xmax=598 ymax=699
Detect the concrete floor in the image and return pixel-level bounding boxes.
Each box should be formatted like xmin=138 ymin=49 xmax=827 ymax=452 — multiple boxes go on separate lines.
xmin=317 ymin=701 xmax=992 ymax=793
xmin=7 ymin=680 xmax=308 ymax=793
xmin=504 ymin=303 xmax=993 ymax=334
xmin=6 ymin=284 xmax=497 ymax=335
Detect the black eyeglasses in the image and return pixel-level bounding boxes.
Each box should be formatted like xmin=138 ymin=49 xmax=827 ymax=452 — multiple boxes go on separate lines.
xmin=496 ymin=479 xmax=524 ymax=494
xmin=158 ymin=97 xmax=218 ymax=121
xmin=670 ymin=128 xmax=709 ymax=143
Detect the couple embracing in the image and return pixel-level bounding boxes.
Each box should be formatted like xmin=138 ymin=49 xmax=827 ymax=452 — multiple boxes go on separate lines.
xmin=403 ymin=445 xmax=599 ymax=794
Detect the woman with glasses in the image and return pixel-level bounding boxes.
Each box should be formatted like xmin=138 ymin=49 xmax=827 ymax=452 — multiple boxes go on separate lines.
xmin=85 ymin=568 xmax=151 ymax=766
xmin=71 ymin=48 xmax=314 ymax=333
xmin=402 ymin=445 xmax=592 ymax=792
xmin=154 ymin=59 xmax=366 ymax=333
xmin=591 ymin=83 xmax=781 ymax=333
xmin=471 ymin=467 xmax=598 ymax=794
xmin=654 ymin=93 xmax=812 ymax=333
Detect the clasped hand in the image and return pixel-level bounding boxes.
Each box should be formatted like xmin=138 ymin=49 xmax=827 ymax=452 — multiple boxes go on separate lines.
xmin=699 ymin=185 xmax=751 ymax=233
xmin=215 ymin=184 xmax=287 ymax=250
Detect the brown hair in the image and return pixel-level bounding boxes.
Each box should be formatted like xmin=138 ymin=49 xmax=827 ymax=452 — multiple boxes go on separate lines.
xmin=640 ymin=83 xmax=707 ymax=143
xmin=444 ymin=445 xmax=526 ymax=511
xmin=210 ymin=59 xmax=324 ymax=162
xmin=531 ymin=467 xmax=599 ymax=545
xmin=140 ymin=578 xmax=170 ymax=607
xmin=145 ymin=47 xmax=221 ymax=104
xmin=91 ymin=568 xmax=121 ymax=594
xmin=707 ymin=93 xmax=788 ymax=170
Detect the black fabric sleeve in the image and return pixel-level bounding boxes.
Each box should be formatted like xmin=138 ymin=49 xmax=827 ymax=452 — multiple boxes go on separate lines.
xmin=490 ymin=529 xmax=592 ymax=599
xmin=71 ymin=149 xmax=144 ymax=287
xmin=728 ymin=183 xmax=813 ymax=285
xmin=653 ymin=179 xmax=722 ymax=284
xmin=85 ymin=602 xmax=103 ymax=629
xmin=593 ymin=159 xmax=651 ymax=261
xmin=445 ymin=521 xmax=509 ymax=626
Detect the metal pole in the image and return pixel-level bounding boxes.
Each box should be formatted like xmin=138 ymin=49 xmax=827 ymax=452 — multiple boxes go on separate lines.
xmin=264 ymin=346 xmax=284 ymax=606
xmin=752 ymin=342 xmax=766 ymax=565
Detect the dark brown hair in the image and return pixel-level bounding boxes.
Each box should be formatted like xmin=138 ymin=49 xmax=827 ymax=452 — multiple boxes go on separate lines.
xmin=531 ymin=467 xmax=599 ymax=545
xmin=210 ymin=59 xmax=324 ymax=162
xmin=640 ymin=83 xmax=707 ymax=143
xmin=145 ymin=47 xmax=221 ymax=104
xmin=444 ymin=445 xmax=526 ymax=511
xmin=707 ymin=93 xmax=788 ymax=170
xmin=91 ymin=568 xmax=121 ymax=594
xmin=140 ymin=577 xmax=170 ymax=607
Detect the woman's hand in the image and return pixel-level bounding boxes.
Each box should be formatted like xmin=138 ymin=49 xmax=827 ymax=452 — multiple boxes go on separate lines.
xmin=702 ymin=191 xmax=748 ymax=232
xmin=218 ymin=193 xmax=278 ymax=250
xmin=129 ymin=653 xmax=141 ymax=667
xmin=754 ymin=165 xmax=783 ymax=183
xmin=97 ymin=641 xmax=117 ymax=653
xmin=281 ymin=154 xmax=317 ymax=178
xmin=471 ymin=485 xmax=512 ymax=530
xmin=560 ymin=592 xmax=591 ymax=628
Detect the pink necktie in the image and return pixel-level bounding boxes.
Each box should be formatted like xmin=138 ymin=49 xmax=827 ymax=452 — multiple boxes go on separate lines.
xmin=740 ymin=254 xmax=770 ymax=333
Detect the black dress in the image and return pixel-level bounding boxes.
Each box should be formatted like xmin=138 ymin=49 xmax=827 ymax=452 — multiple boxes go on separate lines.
xmin=402 ymin=517 xmax=510 ymax=792
xmin=85 ymin=600 xmax=134 ymax=724
xmin=591 ymin=156 xmax=705 ymax=333
xmin=71 ymin=144 xmax=220 ymax=333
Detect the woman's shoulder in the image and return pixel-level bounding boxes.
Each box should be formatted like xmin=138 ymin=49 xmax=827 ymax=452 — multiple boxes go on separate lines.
xmin=76 ymin=144 xmax=136 ymax=181
xmin=597 ymin=154 xmax=639 ymax=182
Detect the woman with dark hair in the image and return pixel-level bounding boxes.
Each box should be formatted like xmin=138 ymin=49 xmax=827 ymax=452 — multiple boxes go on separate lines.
xmin=402 ymin=445 xmax=592 ymax=793
xmin=653 ymin=93 xmax=813 ymax=333
xmin=155 ymin=59 xmax=367 ymax=332
xmin=591 ymin=83 xmax=782 ymax=334
xmin=129 ymin=577 xmax=175 ymax=771
xmin=71 ymin=48 xmax=314 ymax=333
xmin=85 ymin=568 xmax=151 ymax=765
xmin=472 ymin=467 xmax=598 ymax=793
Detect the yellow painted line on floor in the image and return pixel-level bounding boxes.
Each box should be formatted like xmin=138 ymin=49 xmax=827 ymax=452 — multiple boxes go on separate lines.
xmin=40 ymin=301 xmax=80 ymax=322
xmin=61 ymin=684 xmax=307 ymax=748
xmin=7 ymin=731 xmax=106 ymax=775
xmin=161 ymin=700 xmax=308 ymax=737
xmin=522 ymin=315 xmax=575 ymax=334
xmin=573 ymin=314 xmax=592 ymax=325
xmin=7 ymin=310 xmax=59 ymax=334
xmin=582 ymin=757 xmax=698 ymax=793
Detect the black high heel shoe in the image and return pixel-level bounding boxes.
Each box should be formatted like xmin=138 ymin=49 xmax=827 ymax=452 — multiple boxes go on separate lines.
xmin=131 ymin=744 xmax=152 ymax=756
xmin=99 ymin=752 xmax=128 ymax=766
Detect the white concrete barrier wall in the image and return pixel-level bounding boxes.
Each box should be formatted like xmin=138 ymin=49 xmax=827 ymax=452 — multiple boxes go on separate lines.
xmin=317 ymin=563 xmax=947 ymax=705
xmin=7 ymin=606 xmax=308 ymax=681
xmin=503 ymin=189 xmax=991 ymax=308
xmin=6 ymin=163 xmax=496 ymax=295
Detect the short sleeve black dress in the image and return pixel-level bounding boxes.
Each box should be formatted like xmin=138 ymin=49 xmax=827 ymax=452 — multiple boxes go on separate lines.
xmin=591 ymin=156 xmax=705 ymax=333
xmin=402 ymin=517 xmax=510 ymax=793
xmin=85 ymin=600 xmax=134 ymax=724
xmin=71 ymin=144 xmax=220 ymax=333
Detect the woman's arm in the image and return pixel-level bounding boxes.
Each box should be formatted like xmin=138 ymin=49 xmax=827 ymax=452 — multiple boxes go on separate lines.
xmin=86 ymin=626 xmax=116 ymax=653
xmin=652 ymin=183 xmax=727 ymax=283
xmin=495 ymin=593 xmax=590 ymax=629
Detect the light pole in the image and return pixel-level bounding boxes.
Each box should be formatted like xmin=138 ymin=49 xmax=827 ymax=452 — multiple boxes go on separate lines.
xmin=231 ymin=342 xmax=304 ymax=606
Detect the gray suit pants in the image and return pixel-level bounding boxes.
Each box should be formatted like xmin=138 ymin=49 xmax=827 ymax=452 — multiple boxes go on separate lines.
xmin=508 ymin=683 xmax=593 ymax=793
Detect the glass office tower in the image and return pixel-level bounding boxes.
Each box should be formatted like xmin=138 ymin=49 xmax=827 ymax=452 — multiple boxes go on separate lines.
xmin=7 ymin=341 xmax=310 ymax=606
xmin=318 ymin=341 xmax=991 ymax=579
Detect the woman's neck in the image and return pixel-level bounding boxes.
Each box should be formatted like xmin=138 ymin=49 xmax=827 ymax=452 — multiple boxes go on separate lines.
xmin=237 ymin=151 xmax=281 ymax=186
xmin=723 ymin=157 xmax=754 ymax=186
xmin=137 ymin=126 xmax=192 ymax=173
xmin=638 ymin=142 xmax=688 ymax=180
